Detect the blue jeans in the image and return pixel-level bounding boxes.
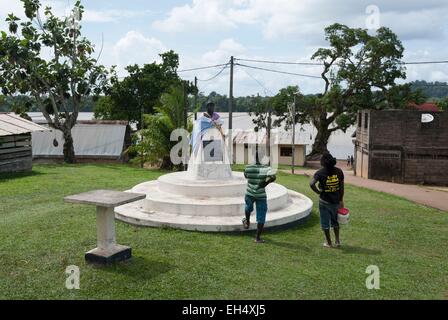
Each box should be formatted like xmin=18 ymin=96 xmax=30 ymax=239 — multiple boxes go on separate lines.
xmin=245 ymin=195 xmax=268 ymax=224
xmin=319 ymin=200 xmax=339 ymax=230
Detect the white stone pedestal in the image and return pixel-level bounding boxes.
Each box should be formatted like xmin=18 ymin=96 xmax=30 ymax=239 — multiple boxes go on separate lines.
xmin=64 ymin=190 xmax=145 ymax=264
xmin=84 ymin=206 xmax=132 ymax=264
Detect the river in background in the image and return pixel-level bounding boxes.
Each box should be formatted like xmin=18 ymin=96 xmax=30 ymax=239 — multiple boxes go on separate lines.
xmin=28 ymin=112 xmax=355 ymax=159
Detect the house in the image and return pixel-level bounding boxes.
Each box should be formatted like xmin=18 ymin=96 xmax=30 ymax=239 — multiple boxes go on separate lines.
xmin=354 ymin=109 xmax=448 ymax=185
xmin=31 ymin=120 xmax=132 ymax=163
xmin=407 ymin=102 xmax=440 ymax=112
xmin=0 ymin=113 xmax=49 ymax=173
xmin=232 ymin=129 xmax=310 ymax=166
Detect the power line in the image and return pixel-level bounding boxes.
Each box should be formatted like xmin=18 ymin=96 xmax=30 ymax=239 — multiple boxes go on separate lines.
xmin=235 ymin=58 xmax=322 ymax=66
xmin=236 ymin=63 xmax=322 ymax=79
xmin=177 ymin=63 xmax=229 ymax=73
xmin=235 ymin=57 xmax=448 ymax=66
xmin=240 ymin=67 xmax=275 ymax=96
xmin=402 ymin=60 xmax=448 ymax=65
xmin=196 ymin=64 xmax=229 ymax=82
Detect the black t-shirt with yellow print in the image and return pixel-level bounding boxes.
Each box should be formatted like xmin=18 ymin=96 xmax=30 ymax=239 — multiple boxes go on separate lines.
xmin=314 ymin=167 xmax=344 ymax=205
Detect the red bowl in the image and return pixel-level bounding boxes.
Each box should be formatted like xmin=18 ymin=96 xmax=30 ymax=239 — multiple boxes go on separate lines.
xmin=338 ymin=207 xmax=350 ymax=215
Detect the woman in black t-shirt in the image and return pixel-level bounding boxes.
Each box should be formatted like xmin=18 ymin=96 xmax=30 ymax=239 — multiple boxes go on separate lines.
xmin=309 ymin=152 xmax=345 ymax=248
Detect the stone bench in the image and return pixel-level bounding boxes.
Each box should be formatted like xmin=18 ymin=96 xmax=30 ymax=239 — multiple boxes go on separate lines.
xmin=64 ymin=190 xmax=145 ymax=264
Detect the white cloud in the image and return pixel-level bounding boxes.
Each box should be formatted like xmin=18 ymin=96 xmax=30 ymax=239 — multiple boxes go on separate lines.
xmin=152 ymin=0 xmax=237 ymax=33
xmin=202 ymin=38 xmax=246 ymax=65
xmin=153 ymin=0 xmax=448 ymax=43
xmin=112 ymin=31 xmax=167 ymax=75
xmin=0 ymin=0 xmax=148 ymax=26
xmin=83 ymin=9 xmax=152 ymax=23
xmin=178 ymin=38 xmax=325 ymax=96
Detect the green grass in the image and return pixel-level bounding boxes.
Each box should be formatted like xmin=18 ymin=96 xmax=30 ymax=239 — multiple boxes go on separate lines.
xmin=0 ymin=164 xmax=447 ymax=300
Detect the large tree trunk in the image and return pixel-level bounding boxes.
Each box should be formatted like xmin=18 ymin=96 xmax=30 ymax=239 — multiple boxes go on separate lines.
xmin=307 ymin=120 xmax=332 ymax=161
xmin=62 ymin=128 xmax=76 ymax=164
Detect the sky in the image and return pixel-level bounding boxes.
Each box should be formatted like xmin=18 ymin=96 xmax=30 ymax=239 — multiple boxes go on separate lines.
xmin=1 ymin=0 xmax=448 ymax=97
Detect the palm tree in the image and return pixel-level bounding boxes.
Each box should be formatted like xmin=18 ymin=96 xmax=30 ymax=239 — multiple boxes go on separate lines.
xmin=135 ymin=86 xmax=193 ymax=170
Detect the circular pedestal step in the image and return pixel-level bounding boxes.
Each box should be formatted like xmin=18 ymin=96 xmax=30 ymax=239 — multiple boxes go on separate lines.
xmin=115 ymin=190 xmax=313 ymax=232
xmin=157 ymin=171 xmax=247 ymax=198
xmin=131 ymin=180 xmax=288 ymax=217
xmin=115 ymin=171 xmax=313 ymax=232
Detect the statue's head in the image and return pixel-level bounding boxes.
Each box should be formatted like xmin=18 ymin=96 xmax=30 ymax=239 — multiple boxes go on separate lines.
xmin=206 ymin=102 xmax=215 ymax=116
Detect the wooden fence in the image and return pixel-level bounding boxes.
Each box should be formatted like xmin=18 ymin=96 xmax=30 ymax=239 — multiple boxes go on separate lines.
xmin=0 ymin=133 xmax=33 ymax=173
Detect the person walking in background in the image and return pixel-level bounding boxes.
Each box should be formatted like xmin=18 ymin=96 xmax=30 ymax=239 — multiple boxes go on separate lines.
xmin=309 ymin=152 xmax=345 ymax=248
xmin=242 ymin=154 xmax=276 ymax=244
xmin=347 ymin=155 xmax=351 ymax=167
xmin=350 ymin=155 xmax=354 ymax=168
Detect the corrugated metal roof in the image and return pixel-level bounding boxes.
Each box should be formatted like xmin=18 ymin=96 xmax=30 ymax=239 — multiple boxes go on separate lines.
xmin=0 ymin=113 xmax=50 ymax=137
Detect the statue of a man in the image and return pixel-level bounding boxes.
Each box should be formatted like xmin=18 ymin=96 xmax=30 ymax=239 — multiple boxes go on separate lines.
xmin=191 ymin=102 xmax=224 ymax=154
xmin=188 ymin=102 xmax=232 ymax=179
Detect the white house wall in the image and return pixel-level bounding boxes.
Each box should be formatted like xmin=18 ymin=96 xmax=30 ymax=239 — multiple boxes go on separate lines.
xmin=32 ymin=124 xmax=126 ymax=158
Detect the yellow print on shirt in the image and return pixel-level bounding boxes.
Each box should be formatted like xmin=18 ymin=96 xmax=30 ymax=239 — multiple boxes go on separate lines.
xmin=325 ymin=174 xmax=340 ymax=193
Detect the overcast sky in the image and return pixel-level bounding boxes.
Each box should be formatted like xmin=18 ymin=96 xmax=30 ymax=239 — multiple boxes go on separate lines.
xmin=1 ymin=0 xmax=447 ymax=96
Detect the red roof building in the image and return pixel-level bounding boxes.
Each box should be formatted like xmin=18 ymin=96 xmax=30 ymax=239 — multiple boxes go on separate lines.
xmin=407 ymin=102 xmax=440 ymax=112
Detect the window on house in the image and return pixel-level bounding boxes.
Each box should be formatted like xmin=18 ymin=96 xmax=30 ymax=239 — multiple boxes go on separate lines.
xmin=364 ymin=113 xmax=369 ymax=129
xmin=358 ymin=112 xmax=362 ymax=127
xmin=280 ymin=147 xmax=293 ymax=157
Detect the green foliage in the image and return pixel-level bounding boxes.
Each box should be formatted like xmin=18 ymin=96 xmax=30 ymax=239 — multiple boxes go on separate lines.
xmin=0 ymin=0 xmax=108 ymax=163
xmin=1 ymin=164 xmax=448 ymax=299
xmin=95 ymin=51 xmax=194 ymax=129
xmin=437 ymin=97 xmax=448 ymax=111
xmin=192 ymin=91 xmax=270 ymax=113
xmin=254 ymin=23 xmax=414 ymax=159
xmin=410 ymin=80 xmax=448 ymax=99
xmin=128 ymin=86 xmax=193 ymax=169
xmin=93 ymin=96 xmax=115 ymax=119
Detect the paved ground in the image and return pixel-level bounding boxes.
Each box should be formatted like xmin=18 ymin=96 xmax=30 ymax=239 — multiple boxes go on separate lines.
xmin=283 ymin=163 xmax=448 ymax=212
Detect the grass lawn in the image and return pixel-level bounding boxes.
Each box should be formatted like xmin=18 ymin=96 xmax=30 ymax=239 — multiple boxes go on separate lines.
xmin=0 ymin=164 xmax=447 ymax=300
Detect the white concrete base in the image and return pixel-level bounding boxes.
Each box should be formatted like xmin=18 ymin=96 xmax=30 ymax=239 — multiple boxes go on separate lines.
xmin=115 ymin=189 xmax=313 ymax=232
xmin=114 ymin=171 xmax=313 ymax=232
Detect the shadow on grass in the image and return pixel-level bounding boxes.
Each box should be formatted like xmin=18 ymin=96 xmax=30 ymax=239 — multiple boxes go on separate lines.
xmin=0 ymin=170 xmax=48 ymax=181
xmin=266 ymin=239 xmax=312 ymax=252
xmin=338 ymin=245 xmax=381 ymax=255
xmin=97 ymin=255 xmax=173 ymax=280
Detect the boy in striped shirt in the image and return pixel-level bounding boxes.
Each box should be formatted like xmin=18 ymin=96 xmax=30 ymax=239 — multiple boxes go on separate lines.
xmin=242 ymin=160 xmax=276 ymax=243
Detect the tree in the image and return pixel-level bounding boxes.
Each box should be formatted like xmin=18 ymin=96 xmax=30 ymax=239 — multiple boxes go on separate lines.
xmin=410 ymin=80 xmax=448 ymax=99
xmin=0 ymin=0 xmax=108 ymax=163
xmin=95 ymin=51 xmax=195 ymax=129
xmin=437 ymin=98 xmax=448 ymax=111
xmin=128 ymin=85 xmax=193 ymax=170
xmin=256 ymin=24 xmax=416 ymax=159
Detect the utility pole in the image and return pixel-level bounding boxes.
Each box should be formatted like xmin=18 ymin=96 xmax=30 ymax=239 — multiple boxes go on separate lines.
xmin=266 ymin=107 xmax=272 ymax=166
xmin=183 ymin=81 xmax=188 ymax=130
xmin=140 ymin=103 xmax=144 ymax=169
xmin=288 ymin=98 xmax=296 ymax=175
xmin=183 ymin=81 xmax=188 ymax=171
xmin=292 ymin=95 xmax=296 ymax=175
xmin=228 ymin=56 xmax=234 ymax=164
xmin=194 ymin=76 xmax=198 ymax=121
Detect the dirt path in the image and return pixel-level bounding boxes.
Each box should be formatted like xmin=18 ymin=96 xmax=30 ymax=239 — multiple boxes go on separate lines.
xmin=283 ymin=165 xmax=448 ymax=212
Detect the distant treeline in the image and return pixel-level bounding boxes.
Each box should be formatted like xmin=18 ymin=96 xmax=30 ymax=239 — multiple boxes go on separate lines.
xmin=2 ymin=80 xmax=447 ymax=113
xmin=410 ymin=80 xmax=448 ymax=100
xmin=191 ymin=91 xmax=270 ymax=113
xmin=0 ymin=95 xmax=96 ymax=113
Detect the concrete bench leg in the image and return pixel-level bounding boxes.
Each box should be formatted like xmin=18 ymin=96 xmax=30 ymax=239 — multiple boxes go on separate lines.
xmin=85 ymin=206 xmax=131 ymax=264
